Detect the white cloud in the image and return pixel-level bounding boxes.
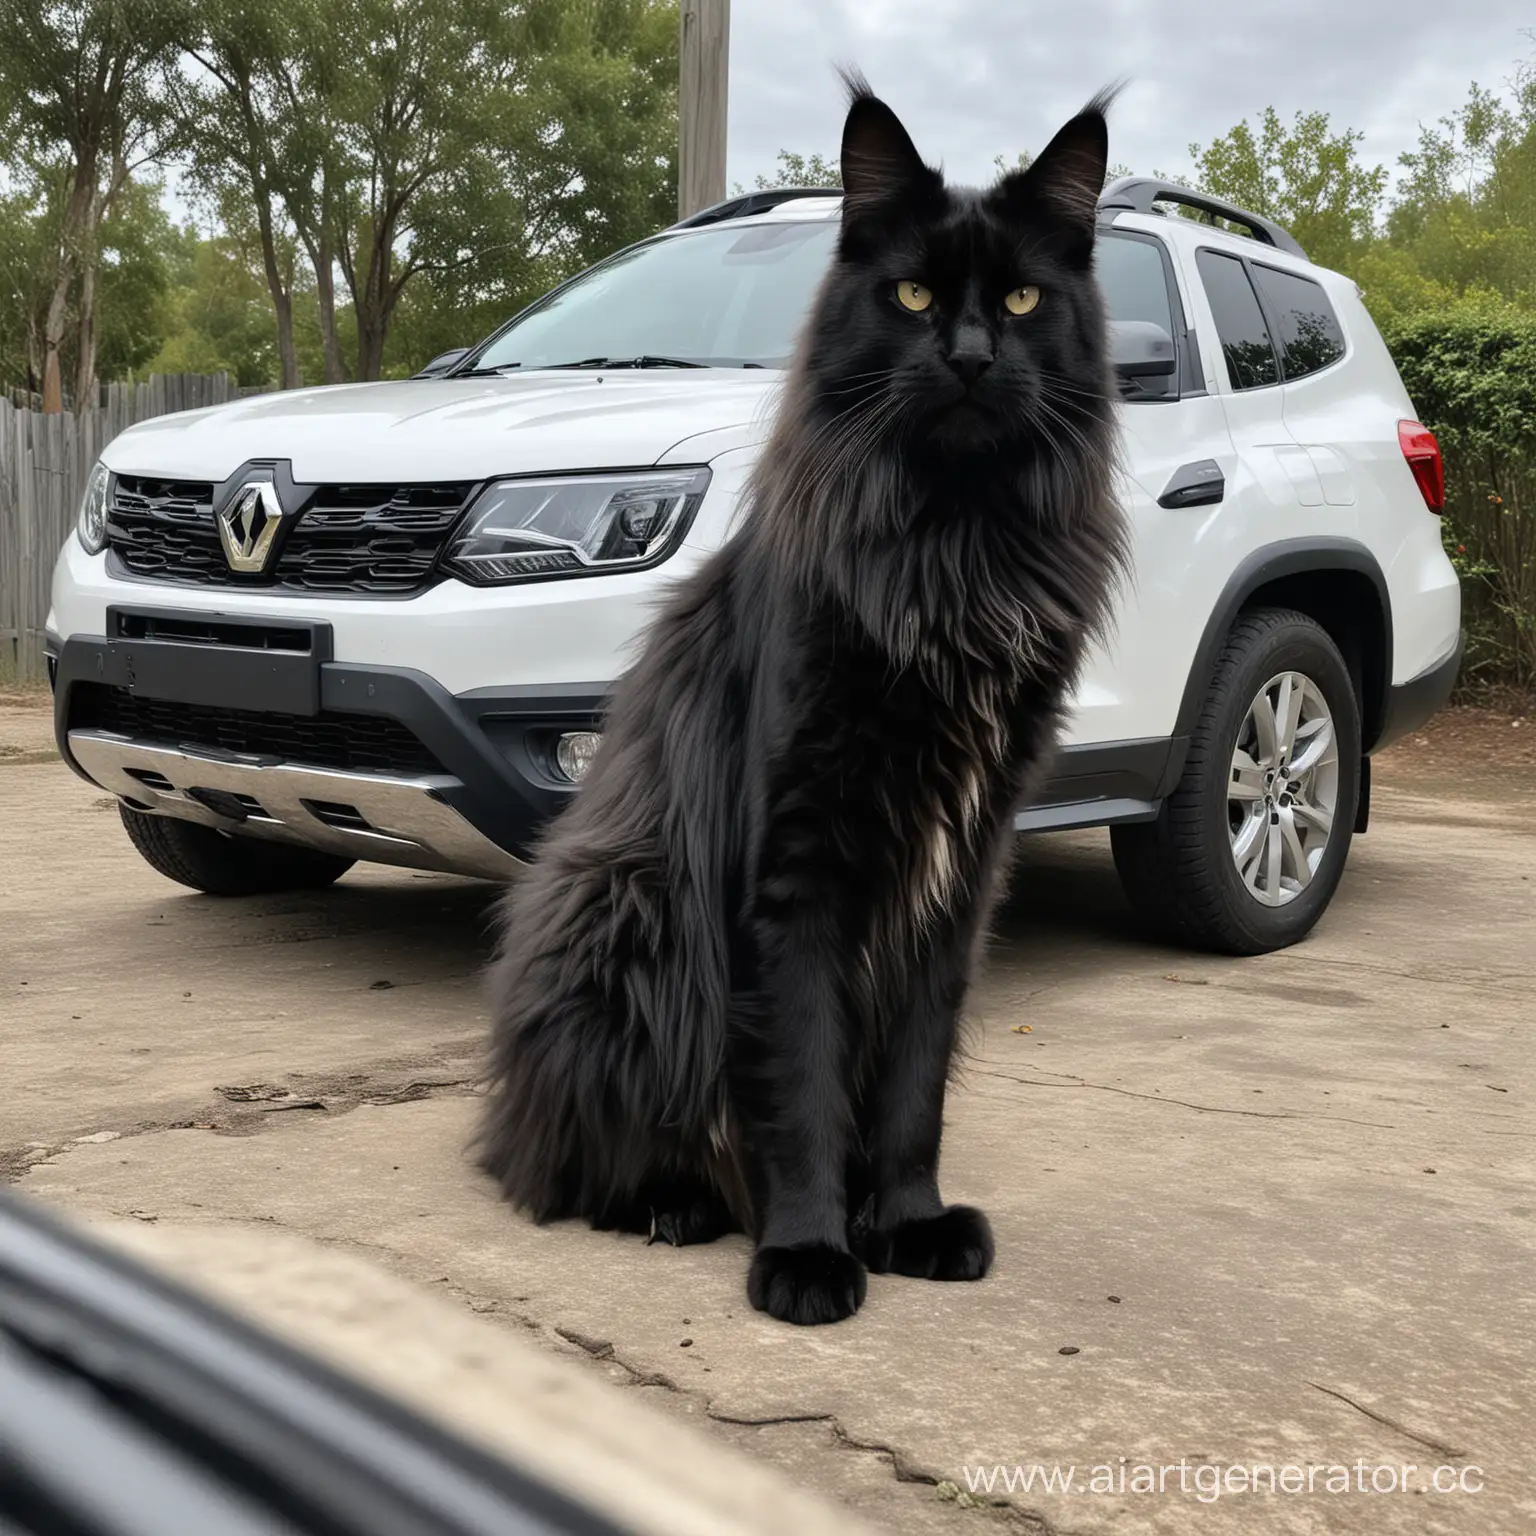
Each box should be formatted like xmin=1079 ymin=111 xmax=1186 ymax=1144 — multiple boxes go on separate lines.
xmin=726 ymin=0 xmax=1532 ymax=195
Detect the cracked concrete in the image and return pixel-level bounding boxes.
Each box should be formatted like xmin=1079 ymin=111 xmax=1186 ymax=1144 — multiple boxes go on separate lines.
xmin=4 ymin=717 xmax=1534 ymax=1534
xmin=92 ymin=1219 xmax=876 ymax=1536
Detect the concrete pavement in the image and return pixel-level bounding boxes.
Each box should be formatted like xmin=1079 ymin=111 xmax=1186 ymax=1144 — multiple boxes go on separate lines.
xmin=3 ymin=702 xmax=1532 ymax=1534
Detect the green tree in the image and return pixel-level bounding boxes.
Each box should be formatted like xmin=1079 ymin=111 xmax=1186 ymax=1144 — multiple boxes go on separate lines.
xmin=328 ymin=0 xmax=677 ymax=380
xmin=1383 ymin=305 xmax=1536 ymax=687
xmin=0 ymin=169 xmax=180 ymax=395
xmin=94 ymin=175 xmax=179 ymax=378
xmin=1388 ymin=73 xmax=1536 ymax=306
xmin=172 ymin=0 xmax=677 ymax=384
xmin=146 ymin=226 xmax=282 ymax=385
xmin=1187 ymin=106 xmax=1387 ymax=273
xmin=0 ymin=0 xmax=183 ymax=408
xmin=748 ymin=150 xmax=842 ymax=190
xmin=0 ymin=183 xmax=54 ymax=392
xmin=742 ymin=147 xmax=1115 ymax=193
xmin=174 ymin=0 xmax=316 ymax=387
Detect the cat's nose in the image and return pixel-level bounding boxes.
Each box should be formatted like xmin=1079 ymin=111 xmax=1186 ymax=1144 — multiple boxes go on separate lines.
xmin=946 ymin=334 xmax=994 ymax=385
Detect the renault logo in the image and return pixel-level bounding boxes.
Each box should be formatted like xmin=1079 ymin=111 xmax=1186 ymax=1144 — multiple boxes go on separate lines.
xmin=217 ymin=479 xmax=288 ymax=573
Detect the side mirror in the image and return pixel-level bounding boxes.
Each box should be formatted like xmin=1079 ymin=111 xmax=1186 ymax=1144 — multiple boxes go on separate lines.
xmin=415 ymin=347 xmax=470 ymax=379
xmin=1110 ymin=321 xmax=1176 ymax=381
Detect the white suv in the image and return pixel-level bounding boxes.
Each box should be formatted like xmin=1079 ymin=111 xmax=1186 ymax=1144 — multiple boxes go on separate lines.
xmin=47 ymin=179 xmax=1461 ymax=953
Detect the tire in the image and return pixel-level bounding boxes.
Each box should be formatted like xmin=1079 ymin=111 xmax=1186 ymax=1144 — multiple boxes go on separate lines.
xmin=118 ymin=805 xmax=354 ymax=896
xmin=1112 ymin=607 xmax=1361 ymax=955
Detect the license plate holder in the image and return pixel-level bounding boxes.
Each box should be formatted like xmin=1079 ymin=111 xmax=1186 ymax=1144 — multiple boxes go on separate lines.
xmin=101 ymin=606 xmax=333 ymax=715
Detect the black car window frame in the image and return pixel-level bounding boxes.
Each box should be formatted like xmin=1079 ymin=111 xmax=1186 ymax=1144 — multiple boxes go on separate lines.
xmin=1246 ymin=260 xmax=1349 ymax=383
xmin=1194 ymin=247 xmax=1282 ymax=393
xmin=1097 ymin=228 xmax=1203 ymax=403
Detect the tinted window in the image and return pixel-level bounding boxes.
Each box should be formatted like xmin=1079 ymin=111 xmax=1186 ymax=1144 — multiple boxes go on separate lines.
xmin=1097 ymin=235 xmax=1174 ymax=333
xmin=1195 ymin=249 xmax=1279 ymax=390
xmin=1097 ymin=235 xmax=1177 ymax=399
xmin=1250 ymin=264 xmax=1345 ymax=379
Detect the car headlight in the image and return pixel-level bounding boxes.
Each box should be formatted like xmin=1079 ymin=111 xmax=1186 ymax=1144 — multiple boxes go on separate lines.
xmin=444 ymin=468 xmax=710 ymax=585
xmin=76 ymin=459 xmax=111 ymax=554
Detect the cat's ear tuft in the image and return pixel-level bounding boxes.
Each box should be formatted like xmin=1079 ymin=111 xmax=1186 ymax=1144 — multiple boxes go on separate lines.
xmin=838 ymin=68 xmax=938 ymax=212
xmin=1000 ymin=86 xmax=1118 ymax=247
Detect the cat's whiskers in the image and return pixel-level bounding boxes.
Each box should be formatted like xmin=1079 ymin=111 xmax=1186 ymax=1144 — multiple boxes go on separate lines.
xmin=1037 ymin=383 xmax=1129 ymax=552
xmin=820 ymin=366 xmax=901 ymax=398
xmin=1024 ymin=407 xmax=1092 ymax=512
xmin=786 ymin=387 xmax=893 ymax=489
xmin=792 ymin=387 xmax=907 ymax=519
xmin=1032 ymin=391 xmax=1099 ymax=460
xmin=1037 ymin=370 xmax=1111 ymax=403
xmin=1031 ymin=392 xmax=1112 ymax=516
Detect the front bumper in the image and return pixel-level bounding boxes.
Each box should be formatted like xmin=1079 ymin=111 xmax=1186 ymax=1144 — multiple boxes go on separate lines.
xmin=51 ymin=628 xmax=602 ymax=874
xmin=69 ymin=732 xmax=520 ymax=880
xmin=47 ymin=620 xmax=1190 ymax=880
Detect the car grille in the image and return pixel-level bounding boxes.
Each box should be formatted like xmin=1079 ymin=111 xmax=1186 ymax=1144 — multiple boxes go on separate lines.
xmin=106 ymin=475 xmax=474 ymax=595
xmin=71 ymin=684 xmax=447 ymax=776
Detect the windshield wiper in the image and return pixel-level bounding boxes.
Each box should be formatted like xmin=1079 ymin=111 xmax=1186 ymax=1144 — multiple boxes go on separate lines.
xmin=547 ymin=355 xmax=708 ymax=370
xmin=452 ymin=355 xmax=712 ymax=376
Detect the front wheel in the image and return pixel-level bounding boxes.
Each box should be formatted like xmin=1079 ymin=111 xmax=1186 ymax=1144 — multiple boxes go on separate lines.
xmin=119 ymin=805 xmax=355 ymax=896
xmin=1112 ymin=608 xmax=1360 ymax=955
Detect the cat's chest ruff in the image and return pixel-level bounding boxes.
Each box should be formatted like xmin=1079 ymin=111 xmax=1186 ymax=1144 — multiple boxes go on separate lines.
xmin=849 ymin=670 xmax=1011 ymax=935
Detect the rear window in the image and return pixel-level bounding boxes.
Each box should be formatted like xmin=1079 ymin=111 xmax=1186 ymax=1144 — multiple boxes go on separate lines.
xmin=1249 ymin=264 xmax=1346 ymax=379
xmin=1195 ymin=249 xmax=1279 ymax=390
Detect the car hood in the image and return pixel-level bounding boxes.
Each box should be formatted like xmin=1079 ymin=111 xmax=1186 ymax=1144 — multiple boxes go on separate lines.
xmin=100 ymin=371 xmax=782 ymax=484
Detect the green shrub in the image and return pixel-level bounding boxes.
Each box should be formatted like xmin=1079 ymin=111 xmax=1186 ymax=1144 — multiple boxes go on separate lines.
xmin=1383 ymin=309 xmax=1536 ymax=693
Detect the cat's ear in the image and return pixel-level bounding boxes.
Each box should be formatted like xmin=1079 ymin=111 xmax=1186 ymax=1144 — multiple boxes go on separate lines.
xmin=999 ymin=89 xmax=1116 ymax=248
xmin=838 ymin=69 xmax=940 ymax=213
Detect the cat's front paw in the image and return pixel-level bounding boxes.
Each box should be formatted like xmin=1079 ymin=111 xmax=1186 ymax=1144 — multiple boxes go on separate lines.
xmin=866 ymin=1205 xmax=994 ymax=1280
xmin=748 ymin=1244 xmax=867 ymax=1325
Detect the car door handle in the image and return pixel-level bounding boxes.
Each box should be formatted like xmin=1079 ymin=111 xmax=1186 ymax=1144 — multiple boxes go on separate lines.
xmin=1158 ymin=459 xmax=1225 ymax=509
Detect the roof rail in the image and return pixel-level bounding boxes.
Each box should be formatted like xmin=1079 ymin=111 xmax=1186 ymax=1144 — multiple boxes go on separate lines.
xmin=1098 ymin=177 xmax=1307 ymax=261
xmin=670 ymin=186 xmax=844 ymax=230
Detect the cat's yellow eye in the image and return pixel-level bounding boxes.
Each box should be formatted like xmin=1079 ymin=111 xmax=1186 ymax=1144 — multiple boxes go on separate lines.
xmin=895 ymin=280 xmax=933 ymax=313
xmin=1005 ymin=285 xmax=1042 ymax=316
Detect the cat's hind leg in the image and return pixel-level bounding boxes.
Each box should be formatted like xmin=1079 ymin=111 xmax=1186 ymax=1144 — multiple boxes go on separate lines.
xmin=589 ymin=1171 xmax=738 ymax=1247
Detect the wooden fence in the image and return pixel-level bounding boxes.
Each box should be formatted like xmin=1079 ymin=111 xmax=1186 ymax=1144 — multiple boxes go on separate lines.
xmin=0 ymin=374 xmax=251 ymax=683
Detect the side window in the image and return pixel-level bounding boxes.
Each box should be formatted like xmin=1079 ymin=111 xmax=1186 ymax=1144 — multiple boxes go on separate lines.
xmin=1096 ymin=233 xmax=1178 ymax=399
xmin=1195 ymin=249 xmax=1279 ymax=390
xmin=1249 ymin=264 xmax=1346 ymax=379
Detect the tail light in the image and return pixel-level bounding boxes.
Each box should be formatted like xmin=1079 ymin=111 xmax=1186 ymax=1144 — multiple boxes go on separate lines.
xmin=1398 ymin=420 xmax=1444 ymax=513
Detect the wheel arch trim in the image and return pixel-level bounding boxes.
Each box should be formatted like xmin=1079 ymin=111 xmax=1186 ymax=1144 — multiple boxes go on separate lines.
xmin=1171 ymin=538 xmax=1392 ymax=749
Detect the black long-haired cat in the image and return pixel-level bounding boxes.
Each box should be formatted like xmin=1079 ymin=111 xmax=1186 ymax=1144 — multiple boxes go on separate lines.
xmin=480 ymin=77 xmax=1127 ymax=1325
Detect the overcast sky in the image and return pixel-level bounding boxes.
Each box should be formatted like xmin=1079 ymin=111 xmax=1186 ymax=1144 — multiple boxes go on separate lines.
xmin=725 ymin=0 xmax=1533 ymax=194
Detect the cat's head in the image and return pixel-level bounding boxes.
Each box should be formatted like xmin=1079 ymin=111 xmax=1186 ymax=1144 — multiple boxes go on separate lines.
xmin=802 ymin=76 xmax=1115 ymax=460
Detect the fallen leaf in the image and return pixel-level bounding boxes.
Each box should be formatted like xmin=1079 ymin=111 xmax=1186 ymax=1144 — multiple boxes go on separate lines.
xmin=1011 ymin=1024 xmax=1033 ymax=1034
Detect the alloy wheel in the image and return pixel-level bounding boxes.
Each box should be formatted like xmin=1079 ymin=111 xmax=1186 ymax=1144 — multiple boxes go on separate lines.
xmin=1228 ymin=670 xmax=1339 ymax=906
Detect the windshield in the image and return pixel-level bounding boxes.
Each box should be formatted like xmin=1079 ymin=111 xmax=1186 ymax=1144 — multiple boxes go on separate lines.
xmin=467 ymin=219 xmax=839 ymax=372
xmin=465 ymin=221 xmax=1179 ymax=377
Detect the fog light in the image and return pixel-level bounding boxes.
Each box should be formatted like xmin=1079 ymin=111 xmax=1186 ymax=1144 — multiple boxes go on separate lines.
xmin=555 ymin=731 xmax=602 ymax=783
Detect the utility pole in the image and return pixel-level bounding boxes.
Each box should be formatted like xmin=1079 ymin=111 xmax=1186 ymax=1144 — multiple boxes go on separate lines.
xmin=678 ymin=0 xmax=729 ymax=219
